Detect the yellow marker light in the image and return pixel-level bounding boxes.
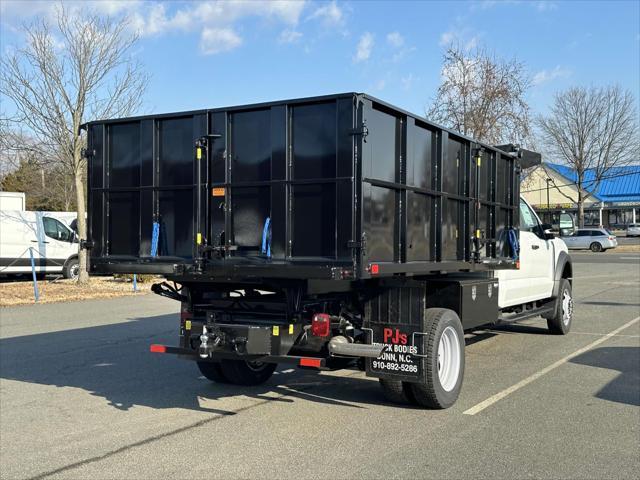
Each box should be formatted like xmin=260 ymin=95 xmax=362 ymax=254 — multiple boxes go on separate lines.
xmin=289 ymin=324 xmax=294 ymax=335
xmin=273 ymin=326 xmax=280 ymax=336
xmin=476 ymin=229 xmax=481 ymax=238
xmin=196 ymin=147 xmax=202 ymax=160
xmin=196 ymin=232 xmax=202 ymax=245
xmin=185 ymin=320 xmax=192 ymax=330
xmin=476 ymin=156 xmax=482 ymax=167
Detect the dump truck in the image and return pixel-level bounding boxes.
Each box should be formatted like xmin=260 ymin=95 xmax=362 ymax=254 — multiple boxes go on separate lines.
xmin=83 ymin=93 xmax=574 ymax=408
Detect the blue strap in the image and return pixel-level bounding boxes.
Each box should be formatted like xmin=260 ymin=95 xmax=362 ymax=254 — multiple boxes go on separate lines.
xmin=508 ymin=229 xmax=519 ymax=260
xmin=261 ymin=217 xmax=271 ymax=258
xmin=151 ymin=222 xmax=160 ymax=257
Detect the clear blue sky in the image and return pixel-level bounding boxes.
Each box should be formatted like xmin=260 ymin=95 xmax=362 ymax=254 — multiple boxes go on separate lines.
xmin=1 ymin=0 xmax=639 ymax=119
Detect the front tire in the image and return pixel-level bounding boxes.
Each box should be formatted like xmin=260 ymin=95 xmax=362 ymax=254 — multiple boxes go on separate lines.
xmin=219 ymin=360 xmax=277 ymax=386
xmin=590 ymin=242 xmax=603 ymax=252
xmin=409 ymin=308 xmax=465 ymax=409
xmin=546 ymin=279 xmax=573 ymax=335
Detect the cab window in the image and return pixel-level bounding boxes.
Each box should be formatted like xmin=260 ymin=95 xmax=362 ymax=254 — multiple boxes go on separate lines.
xmin=576 ymin=231 xmax=591 ymax=237
xmin=519 ymin=200 xmax=538 ymax=232
xmin=43 ymin=217 xmax=73 ymax=242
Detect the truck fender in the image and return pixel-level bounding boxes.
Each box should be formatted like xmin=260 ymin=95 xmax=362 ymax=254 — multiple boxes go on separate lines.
xmin=551 ymin=251 xmax=572 ymax=298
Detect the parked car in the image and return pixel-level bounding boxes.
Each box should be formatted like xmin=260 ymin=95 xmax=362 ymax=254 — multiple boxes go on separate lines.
xmin=0 ymin=210 xmax=80 ymax=279
xmin=625 ymin=223 xmax=640 ymax=237
xmin=561 ymin=228 xmax=617 ymax=252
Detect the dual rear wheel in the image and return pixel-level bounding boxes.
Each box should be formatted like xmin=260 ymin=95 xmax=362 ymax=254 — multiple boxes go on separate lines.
xmin=380 ymin=308 xmax=465 ymax=409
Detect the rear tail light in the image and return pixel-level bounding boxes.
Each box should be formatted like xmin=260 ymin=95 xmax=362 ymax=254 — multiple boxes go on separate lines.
xmin=609 ymin=236 xmax=614 ymax=240
xmin=311 ymin=313 xmax=331 ymax=337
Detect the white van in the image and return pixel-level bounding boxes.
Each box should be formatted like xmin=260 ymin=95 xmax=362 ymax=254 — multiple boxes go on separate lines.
xmin=0 ymin=210 xmax=80 ymax=279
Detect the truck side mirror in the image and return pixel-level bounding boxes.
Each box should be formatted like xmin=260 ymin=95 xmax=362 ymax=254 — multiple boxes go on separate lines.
xmin=540 ymin=223 xmax=555 ymax=239
xmin=559 ymin=213 xmax=575 ymax=236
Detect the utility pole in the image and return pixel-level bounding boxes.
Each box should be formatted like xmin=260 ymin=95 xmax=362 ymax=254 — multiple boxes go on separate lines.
xmin=545 ymin=178 xmax=552 ymax=224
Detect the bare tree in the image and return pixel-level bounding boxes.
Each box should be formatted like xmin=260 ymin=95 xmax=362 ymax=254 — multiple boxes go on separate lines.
xmin=427 ymin=44 xmax=532 ymax=145
xmin=1 ymin=6 xmax=148 ymax=283
xmin=537 ymin=86 xmax=639 ymax=227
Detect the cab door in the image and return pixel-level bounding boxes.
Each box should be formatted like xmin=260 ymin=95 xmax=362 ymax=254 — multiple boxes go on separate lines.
xmin=497 ymin=199 xmax=555 ymax=307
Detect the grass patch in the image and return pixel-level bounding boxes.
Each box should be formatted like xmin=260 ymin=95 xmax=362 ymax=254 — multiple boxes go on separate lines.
xmin=0 ymin=276 xmax=157 ymax=307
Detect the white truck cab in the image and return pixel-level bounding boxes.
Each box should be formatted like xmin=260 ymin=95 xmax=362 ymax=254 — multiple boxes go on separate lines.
xmin=495 ymin=197 xmax=573 ymax=333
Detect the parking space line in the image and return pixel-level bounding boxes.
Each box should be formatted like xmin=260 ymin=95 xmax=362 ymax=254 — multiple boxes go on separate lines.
xmin=569 ymin=331 xmax=640 ymax=338
xmin=463 ymin=316 xmax=640 ymax=416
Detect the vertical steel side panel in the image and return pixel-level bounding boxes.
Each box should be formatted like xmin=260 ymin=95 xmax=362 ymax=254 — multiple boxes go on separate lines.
xmin=398 ymin=115 xmax=407 ymax=264
xmin=436 ymin=131 xmax=447 ymax=261
xmin=354 ymin=97 xmax=364 ymax=276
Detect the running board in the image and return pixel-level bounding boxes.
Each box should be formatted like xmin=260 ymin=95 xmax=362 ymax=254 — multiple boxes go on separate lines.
xmin=498 ymin=303 xmax=555 ymax=324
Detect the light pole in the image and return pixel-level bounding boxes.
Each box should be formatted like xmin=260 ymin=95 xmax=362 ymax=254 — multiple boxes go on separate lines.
xmin=545 ymin=178 xmax=552 ymax=224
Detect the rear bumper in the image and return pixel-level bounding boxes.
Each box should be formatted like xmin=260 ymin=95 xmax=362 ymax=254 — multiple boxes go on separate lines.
xmin=149 ymin=344 xmax=327 ymax=369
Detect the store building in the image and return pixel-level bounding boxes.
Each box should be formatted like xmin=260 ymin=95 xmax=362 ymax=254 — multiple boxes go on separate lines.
xmin=521 ymin=163 xmax=640 ymax=228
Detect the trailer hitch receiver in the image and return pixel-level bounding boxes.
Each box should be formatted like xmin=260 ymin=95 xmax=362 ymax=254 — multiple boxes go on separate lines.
xmin=199 ymin=326 xmax=222 ymax=358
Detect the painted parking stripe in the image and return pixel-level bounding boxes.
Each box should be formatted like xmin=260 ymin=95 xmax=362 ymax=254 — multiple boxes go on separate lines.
xmin=463 ymin=316 xmax=640 ymax=416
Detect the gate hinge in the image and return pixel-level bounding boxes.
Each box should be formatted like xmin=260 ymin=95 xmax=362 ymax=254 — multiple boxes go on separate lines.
xmin=81 ymin=148 xmax=95 ymax=159
xmin=349 ymin=125 xmax=369 ymax=142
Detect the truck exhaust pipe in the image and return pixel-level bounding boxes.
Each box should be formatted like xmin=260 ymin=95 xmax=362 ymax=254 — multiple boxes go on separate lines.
xmin=328 ymin=336 xmax=384 ymax=358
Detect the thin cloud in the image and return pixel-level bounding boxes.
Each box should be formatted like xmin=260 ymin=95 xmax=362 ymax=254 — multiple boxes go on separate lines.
xmin=532 ymin=65 xmax=571 ymax=85
xmin=439 ymin=30 xmax=480 ymax=51
xmin=1 ymin=0 xmax=309 ymax=56
xmin=387 ymin=31 xmax=404 ymax=48
xmin=354 ymin=32 xmax=374 ymax=62
xmin=279 ymin=29 xmax=303 ymax=44
xmin=308 ymin=0 xmax=344 ymax=26
xmin=439 ymin=31 xmax=455 ymax=46
xmin=200 ymin=27 xmax=242 ymax=55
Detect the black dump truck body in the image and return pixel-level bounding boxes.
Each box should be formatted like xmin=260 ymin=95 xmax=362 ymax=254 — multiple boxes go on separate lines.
xmin=85 ymin=92 xmax=519 ymax=281
xmin=84 ymin=93 xmax=552 ymax=410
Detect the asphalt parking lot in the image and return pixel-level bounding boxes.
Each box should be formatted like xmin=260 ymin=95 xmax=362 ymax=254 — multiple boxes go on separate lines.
xmin=1 ymin=255 xmax=639 ymax=479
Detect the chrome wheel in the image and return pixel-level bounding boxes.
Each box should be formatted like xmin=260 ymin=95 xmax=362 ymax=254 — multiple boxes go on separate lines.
xmin=562 ymin=289 xmax=573 ymax=326
xmin=69 ymin=263 xmax=79 ymax=281
xmin=437 ymin=326 xmax=462 ymax=392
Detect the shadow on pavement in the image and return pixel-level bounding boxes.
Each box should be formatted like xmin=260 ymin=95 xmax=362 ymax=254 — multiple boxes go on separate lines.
xmin=0 ymin=314 xmax=422 ymax=413
xmin=579 ymin=300 xmax=640 ymax=307
xmin=569 ymin=346 xmax=640 ymax=407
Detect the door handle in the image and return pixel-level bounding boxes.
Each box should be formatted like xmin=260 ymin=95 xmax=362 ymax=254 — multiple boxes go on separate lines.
xmin=31 ymin=240 xmax=49 ymax=244
xmin=532 ymin=245 xmax=539 ymax=250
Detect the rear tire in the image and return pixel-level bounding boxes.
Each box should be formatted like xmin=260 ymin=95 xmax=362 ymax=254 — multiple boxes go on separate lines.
xmin=590 ymin=242 xmax=603 ymax=252
xmin=409 ymin=308 xmax=465 ymax=409
xmin=197 ymin=361 xmax=229 ymax=383
xmin=546 ymin=279 xmax=573 ymax=335
xmin=219 ymin=360 xmax=277 ymax=386
xmin=379 ymin=379 xmax=416 ymax=405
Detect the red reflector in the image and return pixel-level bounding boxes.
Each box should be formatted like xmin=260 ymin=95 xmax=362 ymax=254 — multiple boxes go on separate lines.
xmin=311 ymin=313 xmax=331 ymax=337
xmin=150 ymin=344 xmax=166 ymax=353
xmin=370 ymin=264 xmax=379 ymax=275
xmin=299 ymin=358 xmax=322 ymax=368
